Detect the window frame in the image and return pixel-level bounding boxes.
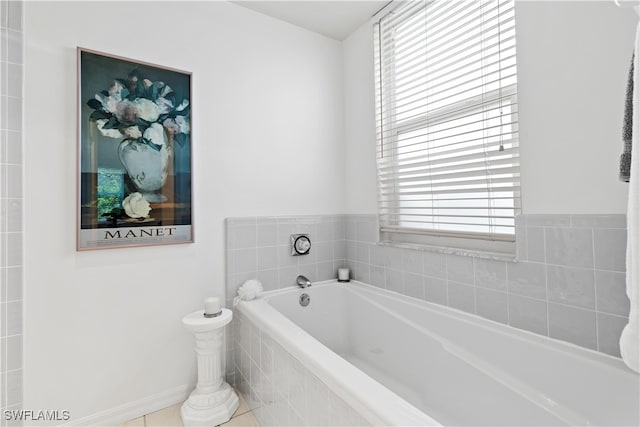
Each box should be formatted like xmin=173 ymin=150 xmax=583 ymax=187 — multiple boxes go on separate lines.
xmin=374 ymin=0 xmax=521 ymax=256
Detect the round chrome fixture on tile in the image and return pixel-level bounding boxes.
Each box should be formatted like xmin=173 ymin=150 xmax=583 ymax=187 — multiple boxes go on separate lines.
xmin=291 ymin=234 xmax=311 ymax=256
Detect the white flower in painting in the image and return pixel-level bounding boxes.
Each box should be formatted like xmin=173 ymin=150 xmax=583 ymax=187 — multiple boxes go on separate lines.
xmin=115 ymin=99 xmax=160 ymax=124
xmin=95 ymin=119 xmax=122 ymax=139
xmin=176 ymin=99 xmax=189 ymax=112
xmin=158 ymin=83 xmax=173 ymax=98
xmin=122 ymin=192 xmax=151 ymax=219
xmin=175 ymin=115 xmax=190 ymax=134
xmin=108 ymin=80 xmax=124 ymax=98
xmin=122 ymin=126 xmax=142 ymax=139
xmin=88 ymin=74 xmax=190 ymax=150
xmin=162 ymin=116 xmax=190 ymax=138
xmin=143 ymin=123 xmax=166 ymax=146
xmin=95 ymin=93 xmax=119 ymax=113
xmin=95 ymin=81 xmax=124 ymax=113
xmin=134 ymin=99 xmax=161 ymax=122
xmin=155 ymin=97 xmax=174 ymax=114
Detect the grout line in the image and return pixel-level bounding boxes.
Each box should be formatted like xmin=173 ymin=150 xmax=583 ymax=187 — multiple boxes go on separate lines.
xmin=444 ymin=254 xmax=450 ymax=306
xmin=590 ymin=228 xmax=600 ymax=351
xmin=472 ymin=258 xmax=478 ymax=314
xmin=542 ymin=225 xmax=550 ymax=337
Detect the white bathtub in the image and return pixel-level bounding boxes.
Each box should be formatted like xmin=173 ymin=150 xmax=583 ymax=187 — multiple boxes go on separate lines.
xmin=236 ymin=281 xmax=639 ymax=426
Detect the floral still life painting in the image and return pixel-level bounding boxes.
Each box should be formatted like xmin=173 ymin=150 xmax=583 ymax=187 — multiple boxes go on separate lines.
xmin=78 ymin=48 xmax=192 ymax=250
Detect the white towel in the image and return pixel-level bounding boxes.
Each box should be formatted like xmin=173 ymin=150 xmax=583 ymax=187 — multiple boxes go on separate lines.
xmin=620 ymin=19 xmax=640 ymax=374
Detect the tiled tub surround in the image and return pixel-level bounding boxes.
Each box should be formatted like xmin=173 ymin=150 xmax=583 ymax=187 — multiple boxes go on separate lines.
xmin=226 ymin=215 xmax=629 ymax=362
xmin=225 ymin=215 xmax=346 ymax=308
xmin=234 ymin=282 xmax=639 ymax=426
xmin=225 ymin=213 xmax=631 ymax=398
xmin=233 ymin=310 xmax=370 ymax=427
xmin=1 ymin=0 xmax=24 ymax=421
xmin=225 ymin=213 xmax=634 ymax=424
xmin=225 ymin=214 xmax=630 ymax=371
xmin=344 ymin=214 xmax=630 ymax=357
xmin=225 ymin=215 xmax=347 ymax=386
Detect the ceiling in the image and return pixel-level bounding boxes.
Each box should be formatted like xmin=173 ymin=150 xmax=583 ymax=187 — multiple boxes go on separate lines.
xmin=233 ymin=1 xmax=390 ymax=41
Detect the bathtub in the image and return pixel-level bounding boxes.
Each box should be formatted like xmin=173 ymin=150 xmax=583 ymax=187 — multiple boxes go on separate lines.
xmin=235 ymin=280 xmax=639 ymax=426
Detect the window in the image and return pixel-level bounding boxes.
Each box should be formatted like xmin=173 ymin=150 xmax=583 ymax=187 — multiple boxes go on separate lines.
xmin=374 ymin=0 xmax=520 ymax=254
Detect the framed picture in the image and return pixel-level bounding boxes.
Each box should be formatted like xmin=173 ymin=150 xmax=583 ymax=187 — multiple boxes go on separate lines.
xmin=77 ymin=48 xmax=193 ymax=250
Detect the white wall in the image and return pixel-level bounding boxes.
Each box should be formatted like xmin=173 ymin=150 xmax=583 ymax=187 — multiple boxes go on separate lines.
xmin=24 ymin=1 xmax=344 ymax=422
xmin=343 ymin=23 xmax=378 ymax=215
xmin=344 ymin=1 xmax=638 ymax=215
xmin=516 ymin=1 xmax=637 ymax=213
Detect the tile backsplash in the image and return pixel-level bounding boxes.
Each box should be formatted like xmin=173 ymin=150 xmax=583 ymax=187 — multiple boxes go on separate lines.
xmin=344 ymin=213 xmax=629 ymax=358
xmin=225 ymin=215 xmax=347 ymax=382
xmin=226 ymin=213 xmax=630 ymax=360
xmin=1 ymin=0 xmax=24 ymax=422
xmin=225 ymin=215 xmax=346 ymax=308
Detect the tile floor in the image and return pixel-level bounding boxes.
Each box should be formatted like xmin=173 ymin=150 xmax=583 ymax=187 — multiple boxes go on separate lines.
xmin=120 ymin=392 xmax=259 ymax=427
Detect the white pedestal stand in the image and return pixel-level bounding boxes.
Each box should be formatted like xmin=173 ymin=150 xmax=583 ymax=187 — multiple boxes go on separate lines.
xmin=181 ymin=308 xmax=239 ymax=427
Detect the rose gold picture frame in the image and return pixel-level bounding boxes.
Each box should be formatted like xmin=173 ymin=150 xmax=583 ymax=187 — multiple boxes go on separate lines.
xmin=77 ymin=47 xmax=193 ymax=250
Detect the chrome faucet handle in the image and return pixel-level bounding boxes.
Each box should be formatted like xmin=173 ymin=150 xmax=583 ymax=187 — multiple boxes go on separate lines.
xmin=296 ymin=275 xmax=311 ymax=288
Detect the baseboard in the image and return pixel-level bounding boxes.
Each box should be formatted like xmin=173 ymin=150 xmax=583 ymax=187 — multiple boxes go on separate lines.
xmin=62 ymin=384 xmax=192 ymax=427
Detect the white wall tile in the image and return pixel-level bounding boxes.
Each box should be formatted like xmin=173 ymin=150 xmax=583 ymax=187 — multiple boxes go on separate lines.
xmin=402 ymin=248 xmax=423 ymax=275
xmin=593 ymin=228 xmax=627 ymax=272
xmin=5 ymin=300 xmax=22 ymax=336
xmin=507 ymin=261 xmax=547 ymax=299
xmin=476 ymin=288 xmax=509 ymax=324
xmin=231 ymin=223 xmax=257 ymax=250
xmin=315 ymin=241 xmax=333 ymax=263
xmin=227 ymin=212 xmax=631 ymax=401
xmin=446 ymin=254 xmax=474 ymax=285
xmin=235 ymin=310 xmax=369 ymax=426
xmin=316 ymin=261 xmax=335 ymax=281
xmin=6 ymin=96 xmax=20 ymax=131
xmin=5 ymin=335 xmax=21 ymax=371
xmin=6 ymin=164 xmax=20 ymax=198
xmin=257 ymin=246 xmax=278 ymax=271
xmin=6 ymin=199 xmax=21 ymax=232
xmin=424 ymin=277 xmax=447 ymax=305
xmin=526 ymin=227 xmax=545 ymax=263
xmin=0 ymin=28 xmax=8 ymax=63
xmin=0 ymin=0 xmax=23 ymax=413
xmin=423 ymin=251 xmax=446 ymax=279
xmin=305 ymin=371 xmax=330 ymax=426
xmin=256 ymin=269 xmax=279 ymax=292
xmin=7 ymin=63 xmax=21 ymax=99
xmin=7 ymin=1 xmax=23 ymax=32
xmin=447 ymin=281 xmax=476 ymax=313
xmin=6 ymin=369 xmax=22 ymax=406
xmin=548 ymin=303 xmax=597 ymax=350
xmin=403 ymin=272 xmax=424 ymax=299
xmin=1 ymin=0 xmax=8 ymax=29
xmin=256 ymin=219 xmax=278 ymax=248
xmin=595 ymin=270 xmax=630 ymax=316
xmin=508 ymin=294 xmax=548 ymax=336
xmin=545 ymin=227 xmax=594 ymax=268
xmin=597 ymin=313 xmax=628 ymax=357
xmin=546 ymin=265 xmax=596 ymax=309
xmin=571 ymin=214 xmax=626 ymax=229
xmin=474 ymin=258 xmax=507 ymax=291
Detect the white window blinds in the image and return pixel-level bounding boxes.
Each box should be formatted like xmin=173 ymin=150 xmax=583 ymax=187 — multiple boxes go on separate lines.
xmin=374 ymin=0 xmax=521 ymax=252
